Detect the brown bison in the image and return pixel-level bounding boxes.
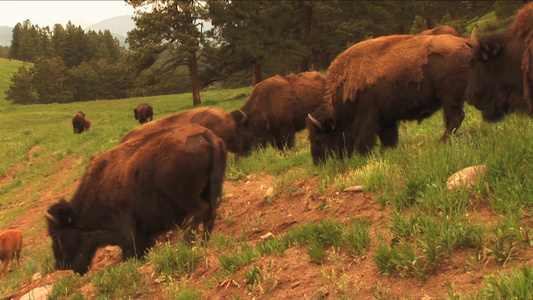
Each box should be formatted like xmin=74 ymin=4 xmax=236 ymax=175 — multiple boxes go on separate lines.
xmin=72 ymin=111 xmax=91 ymax=134
xmin=420 ymin=25 xmax=460 ymax=37
xmin=307 ymin=34 xmax=472 ymax=164
xmin=0 ymin=229 xmax=22 ymax=278
xmin=46 ymin=124 xmax=227 ymax=275
xmin=230 ymin=71 xmax=326 ymax=156
xmin=466 ymin=3 xmax=533 ymax=122
xmin=134 ymin=103 xmax=153 ymax=124
xmin=121 ymin=107 xmax=239 ymax=154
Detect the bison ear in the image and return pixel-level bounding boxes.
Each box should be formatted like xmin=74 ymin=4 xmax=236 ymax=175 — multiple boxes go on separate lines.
xmin=46 ymin=199 xmax=76 ymax=227
xmin=230 ymin=109 xmax=247 ymax=124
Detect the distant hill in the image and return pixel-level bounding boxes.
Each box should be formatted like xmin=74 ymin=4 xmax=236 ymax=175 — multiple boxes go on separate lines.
xmin=0 ymin=26 xmax=12 ymax=47
xmin=0 ymin=15 xmax=135 ymax=47
xmin=86 ymin=15 xmax=135 ymax=46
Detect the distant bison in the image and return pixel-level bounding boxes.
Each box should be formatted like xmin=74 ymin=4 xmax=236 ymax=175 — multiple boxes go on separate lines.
xmin=307 ymin=34 xmax=472 ymax=164
xmin=230 ymin=71 xmax=326 ymax=156
xmin=466 ymin=3 xmax=533 ymax=121
xmin=420 ymin=25 xmax=460 ymax=37
xmin=134 ymin=103 xmax=153 ymax=124
xmin=46 ymin=124 xmax=227 ymax=275
xmin=121 ymin=107 xmax=239 ymax=154
xmin=72 ymin=111 xmax=91 ymax=134
xmin=0 ymin=229 xmax=22 ymax=278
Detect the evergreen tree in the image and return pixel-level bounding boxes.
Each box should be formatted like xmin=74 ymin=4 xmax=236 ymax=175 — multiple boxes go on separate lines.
xmin=126 ymin=0 xmax=207 ymax=106
xmin=32 ymin=57 xmax=73 ymax=103
xmin=5 ymin=66 xmax=37 ymax=104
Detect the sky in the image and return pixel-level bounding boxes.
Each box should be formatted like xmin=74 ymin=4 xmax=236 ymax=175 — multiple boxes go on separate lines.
xmin=0 ymin=1 xmax=136 ymax=28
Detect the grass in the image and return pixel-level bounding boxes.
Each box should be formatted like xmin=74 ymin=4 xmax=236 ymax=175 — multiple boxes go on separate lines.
xmin=1 ymin=56 xmax=533 ymax=298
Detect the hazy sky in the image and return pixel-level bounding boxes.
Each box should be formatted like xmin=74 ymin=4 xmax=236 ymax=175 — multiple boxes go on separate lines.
xmin=0 ymin=1 xmax=135 ymax=27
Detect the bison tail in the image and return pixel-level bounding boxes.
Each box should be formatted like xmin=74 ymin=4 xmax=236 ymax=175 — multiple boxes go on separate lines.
xmin=209 ymin=138 xmax=227 ymax=210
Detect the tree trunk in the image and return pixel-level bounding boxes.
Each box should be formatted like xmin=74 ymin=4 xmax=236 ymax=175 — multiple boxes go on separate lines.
xmin=300 ymin=3 xmax=312 ymax=73
xmin=252 ymin=62 xmax=262 ymax=86
xmin=188 ymin=52 xmax=201 ymax=106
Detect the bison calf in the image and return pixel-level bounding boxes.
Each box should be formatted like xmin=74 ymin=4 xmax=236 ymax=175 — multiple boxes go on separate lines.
xmin=133 ymin=103 xmax=154 ymax=124
xmin=72 ymin=111 xmax=91 ymax=134
xmin=0 ymin=229 xmax=23 ymax=278
xmin=46 ymin=124 xmax=227 ymax=275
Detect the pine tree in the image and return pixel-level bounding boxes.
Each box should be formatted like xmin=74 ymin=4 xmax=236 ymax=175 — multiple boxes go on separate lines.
xmin=5 ymin=66 xmax=37 ymax=104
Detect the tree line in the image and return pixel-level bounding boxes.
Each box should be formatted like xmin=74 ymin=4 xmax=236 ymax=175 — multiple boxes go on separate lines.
xmin=5 ymin=0 xmax=526 ymax=105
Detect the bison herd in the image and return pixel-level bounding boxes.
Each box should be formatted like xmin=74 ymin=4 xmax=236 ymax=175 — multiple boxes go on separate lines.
xmin=25 ymin=3 xmax=530 ymax=276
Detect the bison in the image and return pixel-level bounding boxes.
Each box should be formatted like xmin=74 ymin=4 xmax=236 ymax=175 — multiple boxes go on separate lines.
xmin=466 ymin=3 xmax=533 ymax=122
xmin=134 ymin=103 xmax=154 ymax=124
xmin=72 ymin=111 xmax=91 ymax=134
xmin=307 ymin=34 xmax=472 ymax=164
xmin=230 ymin=71 xmax=326 ymax=156
xmin=0 ymin=229 xmax=23 ymax=278
xmin=46 ymin=124 xmax=227 ymax=275
xmin=420 ymin=25 xmax=460 ymax=37
xmin=121 ymin=107 xmax=239 ymax=154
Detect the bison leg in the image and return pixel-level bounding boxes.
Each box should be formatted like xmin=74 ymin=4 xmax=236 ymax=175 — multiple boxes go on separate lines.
xmin=1 ymin=256 xmax=11 ymax=277
xmin=354 ymin=110 xmax=380 ymax=155
xmin=181 ymin=199 xmax=211 ymax=243
xmin=379 ymin=122 xmax=399 ymax=149
xmin=441 ymin=101 xmax=465 ymax=142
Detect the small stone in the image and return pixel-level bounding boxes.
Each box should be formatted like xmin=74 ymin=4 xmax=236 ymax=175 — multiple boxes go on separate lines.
xmin=265 ymin=187 xmax=275 ymax=198
xmin=446 ymin=165 xmax=488 ymax=191
xmin=343 ymin=186 xmax=364 ymax=193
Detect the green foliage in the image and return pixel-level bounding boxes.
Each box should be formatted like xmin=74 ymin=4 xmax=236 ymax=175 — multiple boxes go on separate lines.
xmin=148 ymin=242 xmax=205 ymax=278
xmin=89 ymin=259 xmax=146 ymax=298
xmin=218 ymin=243 xmax=260 ymax=274
xmin=470 ymin=265 xmax=533 ymax=300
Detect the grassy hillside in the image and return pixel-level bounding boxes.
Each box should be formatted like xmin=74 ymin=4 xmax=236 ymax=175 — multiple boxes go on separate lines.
xmin=0 ymin=58 xmax=26 ymax=107
xmin=0 ymin=59 xmax=532 ymax=298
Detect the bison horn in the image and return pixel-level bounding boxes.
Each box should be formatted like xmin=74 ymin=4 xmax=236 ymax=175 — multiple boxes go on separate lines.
xmin=308 ymin=113 xmax=322 ymax=129
xmin=470 ymin=27 xmax=479 ymax=48
xmin=45 ymin=212 xmax=58 ymax=224
xmin=238 ymin=109 xmax=247 ymax=123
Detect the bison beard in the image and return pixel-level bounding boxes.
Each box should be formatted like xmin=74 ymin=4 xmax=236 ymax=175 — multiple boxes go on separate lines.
xmin=46 ymin=124 xmax=227 ymax=275
xmin=466 ymin=3 xmax=533 ymax=121
xmin=133 ymin=103 xmax=154 ymax=124
xmin=307 ymin=34 xmax=472 ymax=164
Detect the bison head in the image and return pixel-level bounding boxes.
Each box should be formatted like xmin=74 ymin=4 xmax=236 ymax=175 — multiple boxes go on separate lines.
xmin=466 ymin=28 xmax=528 ymax=122
xmin=133 ymin=108 xmax=139 ymax=120
xmin=46 ymin=200 xmax=90 ymax=275
xmin=230 ymin=109 xmax=255 ymax=156
xmin=306 ymin=106 xmax=353 ymax=165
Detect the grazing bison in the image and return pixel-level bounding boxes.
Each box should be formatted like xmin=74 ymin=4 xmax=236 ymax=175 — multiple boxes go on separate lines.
xmin=420 ymin=25 xmax=460 ymax=37
xmin=307 ymin=34 xmax=472 ymax=164
xmin=121 ymin=107 xmax=239 ymax=154
xmin=466 ymin=3 xmax=533 ymax=122
xmin=46 ymin=124 xmax=227 ymax=275
xmin=230 ymin=71 xmax=326 ymax=156
xmin=0 ymin=229 xmax=23 ymax=278
xmin=134 ymin=103 xmax=154 ymax=124
xmin=72 ymin=111 xmax=91 ymax=134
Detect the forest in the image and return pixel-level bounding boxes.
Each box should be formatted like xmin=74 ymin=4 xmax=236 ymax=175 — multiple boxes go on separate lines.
xmin=2 ymin=1 xmax=526 ymax=105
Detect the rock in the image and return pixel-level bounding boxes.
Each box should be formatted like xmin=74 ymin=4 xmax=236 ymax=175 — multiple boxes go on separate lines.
xmin=31 ymin=272 xmax=42 ymax=280
xmin=260 ymin=232 xmax=274 ymax=240
xmin=265 ymin=187 xmax=275 ymax=198
xmin=343 ymin=186 xmax=363 ymax=193
xmin=446 ymin=165 xmax=488 ymax=191
xmin=19 ymin=285 xmax=52 ymax=300
xmin=306 ymin=287 xmax=329 ymax=300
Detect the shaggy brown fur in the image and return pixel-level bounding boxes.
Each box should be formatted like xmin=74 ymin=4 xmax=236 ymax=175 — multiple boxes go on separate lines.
xmin=420 ymin=25 xmax=459 ymax=37
xmin=326 ymin=34 xmax=472 ymax=106
xmin=121 ymin=107 xmax=239 ymax=153
xmin=134 ymin=103 xmax=154 ymax=124
xmin=513 ymin=3 xmax=533 ymax=109
xmin=231 ymin=71 xmax=326 ymax=155
xmin=72 ymin=111 xmax=91 ymax=134
xmin=0 ymin=229 xmax=22 ymax=278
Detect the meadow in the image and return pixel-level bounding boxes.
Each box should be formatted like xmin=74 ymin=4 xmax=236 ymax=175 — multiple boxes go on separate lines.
xmin=0 ymin=57 xmax=532 ymax=299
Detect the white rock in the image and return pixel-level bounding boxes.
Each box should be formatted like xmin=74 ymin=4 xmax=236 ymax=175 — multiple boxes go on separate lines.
xmin=265 ymin=187 xmax=275 ymax=198
xmin=343 ymin=186 xmax=364 ymax=192
xmin=19 ymin=285 xmax=52 ymax=300
xmin=446 ymin=165 xmax=488 ymax=191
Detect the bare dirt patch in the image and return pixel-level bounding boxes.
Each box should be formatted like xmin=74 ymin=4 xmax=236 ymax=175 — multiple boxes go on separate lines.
xmin=5 ymin=163 xmax=532 ymax=300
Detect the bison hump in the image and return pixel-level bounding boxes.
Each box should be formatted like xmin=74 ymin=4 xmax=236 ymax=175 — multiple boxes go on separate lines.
xmin=327 ymin=34 xmax=471 ymax=103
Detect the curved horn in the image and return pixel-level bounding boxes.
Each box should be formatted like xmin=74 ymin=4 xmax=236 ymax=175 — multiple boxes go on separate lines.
xmin=238 ymin=109 xmax=247 ymax=123
xmin=470 ymin=27 xmax=479 ymax=48
xmin=308 ymin=113 xmax=322 ymax=129
xmin=45 ymin=212 xmax=58 ymax=224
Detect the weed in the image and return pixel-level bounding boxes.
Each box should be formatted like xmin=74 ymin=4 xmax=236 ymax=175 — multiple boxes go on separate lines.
xmin=148 ymin=242 xmax=204 ymax=278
